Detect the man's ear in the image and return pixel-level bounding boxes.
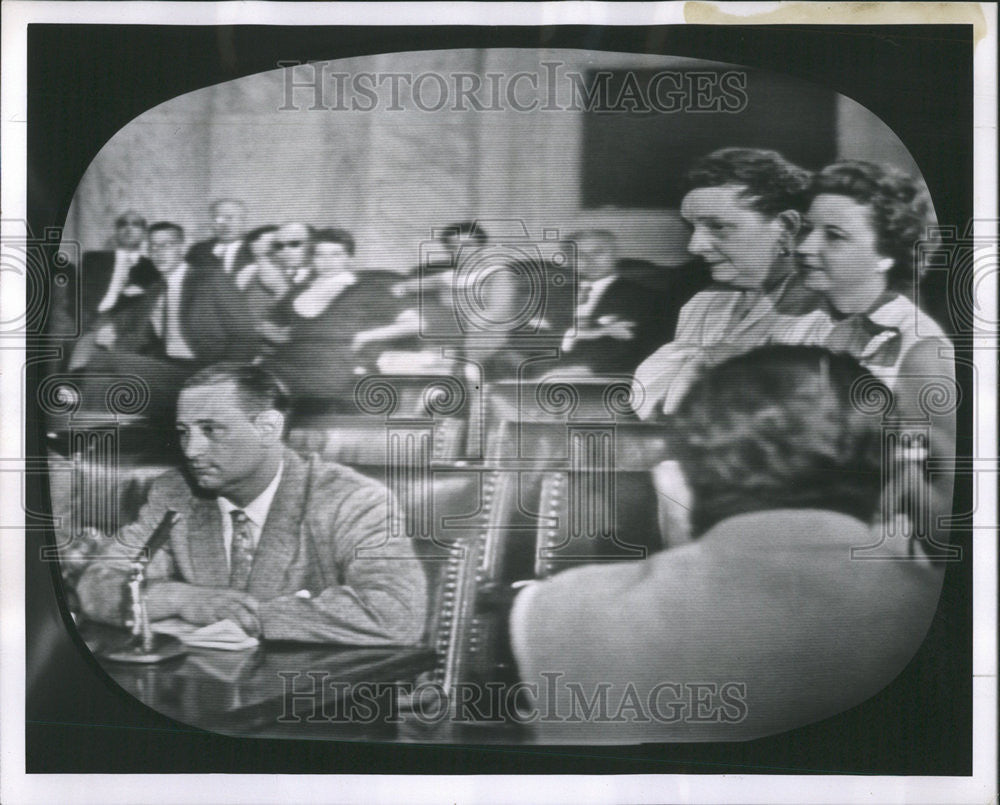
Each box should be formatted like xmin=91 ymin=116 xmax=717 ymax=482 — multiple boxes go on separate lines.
xmin=254 ymin=409 xmax=285 ymax=444
xmin=776 ymin=209 xmax=802 ymax=238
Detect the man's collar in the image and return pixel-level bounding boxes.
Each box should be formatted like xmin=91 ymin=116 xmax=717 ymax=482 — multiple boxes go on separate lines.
xmin=217 ymin=458 xmax=285 ymax=527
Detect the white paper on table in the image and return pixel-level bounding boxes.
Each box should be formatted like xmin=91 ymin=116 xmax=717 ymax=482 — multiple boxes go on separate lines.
xmin=151 ymin=618 xmax=259 ymax=650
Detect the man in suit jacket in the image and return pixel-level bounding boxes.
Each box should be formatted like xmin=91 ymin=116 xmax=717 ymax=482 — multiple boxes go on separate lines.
xmin=76 ymin=363 xmax=427 ymax=644
xmin=509 ymin=346 xmax=946 ymax=742
xmin=56 ymin=211 xmax=159 ymax=339
xmin=186 ymin=198 xmax=250 ymax=277
xmin=556 ymin=229 xmax=708 ymax=377
xmin=107 ymin=221 xmax=259 ymax=364
xmin=72 ymin=222 xmax=262 ymax=419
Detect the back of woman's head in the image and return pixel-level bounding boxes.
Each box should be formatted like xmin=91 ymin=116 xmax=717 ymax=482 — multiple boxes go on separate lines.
xmin=684 ymin=147 xmax=813 ymax=216
xmin=668 ymin=345 xmax=885 ymax=536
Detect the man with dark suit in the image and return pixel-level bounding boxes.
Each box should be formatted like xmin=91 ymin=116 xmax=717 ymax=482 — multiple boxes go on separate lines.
xmin=76 ymin=363 xmax=427 ymax=644
xmin=59 ymin=211 xmax=159 ymax=338
xmin=108 ymin=221 xmax=258 ymax=363
xmin=554 ymin=229 xmax=707 ymax=377
xmin=75 ymin=222 xmax=260 ymax=418
xmin=185 ymin=199 xmax=250 ymax=276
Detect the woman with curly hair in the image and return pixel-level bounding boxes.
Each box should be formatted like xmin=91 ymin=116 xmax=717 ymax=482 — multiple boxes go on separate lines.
xmin=797 ymin=160 xmax=955 ymax=544
xmin=632 ymin=148 xmax=833 ymax=418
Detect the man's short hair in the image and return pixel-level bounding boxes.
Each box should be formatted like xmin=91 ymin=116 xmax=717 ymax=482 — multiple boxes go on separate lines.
xmin=115 ymin=213 xmax=147 ymax=229
xmin=314 ymin=227 xmax=356 ymax=257
xmin=182 ymin=363 xmax=291 ymax=419
xmin=667 ymin=345 xmax=885 ymax=536
xmin=684 ymin=147 xmax=813 ymax=217
xmin=147 ymin=221 xmax=185 ymax=241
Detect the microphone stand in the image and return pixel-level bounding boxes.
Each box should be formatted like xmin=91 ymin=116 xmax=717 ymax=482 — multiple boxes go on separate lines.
xmin=101 ymin=511 xmax=188 ymax=664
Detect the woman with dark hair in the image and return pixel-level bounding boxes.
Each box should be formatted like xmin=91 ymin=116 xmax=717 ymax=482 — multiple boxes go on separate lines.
xmin=798 ymin=161 xmax=955 ymax=542
xmin=798 ymin=160 xmax=948 ymax=386
xmin=510 ymin=345 xmax=945 ymax=743
xmin=632 ymin=148 xmax=833 ymax=418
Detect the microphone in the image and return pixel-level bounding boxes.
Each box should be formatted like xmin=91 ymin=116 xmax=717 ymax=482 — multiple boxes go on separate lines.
xmin=101 ymin=509 xmax=186 ymax=664
xmin=132 ymin=510 xmax=180 ymax=564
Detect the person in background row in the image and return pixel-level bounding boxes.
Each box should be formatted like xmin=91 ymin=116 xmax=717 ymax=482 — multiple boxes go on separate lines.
xmin=390 ymin=220 xmax=489 ymax=299
xmin=234 ymin=224 xmax=280 ymax=290
xmin=76 ymin=222 xmax=260 ymax=412
xmin=555 ymin=229 xmax=706 ymax=377
xmin=186 ymin=198 xmax=250 ymax=276
xmin=65 ymin=211 xmax=159 ymax=336
xmin=234 ymin=224 xmax=286 ymax=321
xmin=263 ymin=228 xmax=398 ymax=409
xmin=254 ymin=222 xmax=317 ymax=351
xmin=632 ymin=148 xmax=833 ymax=418
xmin=798 ymin=160 xmax=955 ymax=544
xmin=510 ymin=345 xmax=946 ymax=743
xmin=75 ymin=363 xmax=427 ymax=644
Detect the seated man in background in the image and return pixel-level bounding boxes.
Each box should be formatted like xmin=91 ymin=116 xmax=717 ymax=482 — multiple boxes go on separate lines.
xmin=76 ymin=363 xmax=427 ymax=645
xmin=510 ymin=345 xmax=947 ymax=742
xmin=556 ymin=229 xmax=706 ymax=377
xmin=75 ymin=222 xmax=260 ymax=413
xmin=186 ymin=198 xmax=250 ymax=277
xmin=78 ymin=211 xmax=158 ymax=330
xmin=58 ymin=211 xmax=159 ymax=369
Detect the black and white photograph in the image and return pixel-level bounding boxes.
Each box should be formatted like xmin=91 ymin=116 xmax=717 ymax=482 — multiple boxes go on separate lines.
xmin=1 ymin=3 xmax=996 ymax=803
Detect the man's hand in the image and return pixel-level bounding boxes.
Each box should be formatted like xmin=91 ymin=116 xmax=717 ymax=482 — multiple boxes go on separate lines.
xmin=576 ymin=316 xmax=636 ymax=342
xmin=177 ymin=587 xmax=262 ymax=636
xmin=94 ymin=322 xmax=117 ymax=348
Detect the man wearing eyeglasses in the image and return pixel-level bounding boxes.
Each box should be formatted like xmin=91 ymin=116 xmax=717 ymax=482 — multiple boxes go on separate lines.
xmin=267 ymin=221 xmax=315 ymax=285
xmin=261 ymin=225 xmax=399 ymax=408
xmin=70 ymin=211 xmax=159 ymax=333
xmin=78 ymin=222 xmax=260 ymax=410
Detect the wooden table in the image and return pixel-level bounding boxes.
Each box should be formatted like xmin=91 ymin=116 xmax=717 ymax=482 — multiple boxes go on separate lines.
xmin=80 ymin=623 xmax=438 ymax=740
